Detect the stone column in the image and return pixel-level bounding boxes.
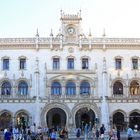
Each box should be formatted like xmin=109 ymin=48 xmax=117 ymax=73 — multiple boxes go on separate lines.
xmin=101 ymin=57 xmax=109 ymax=131
xmin=61 ymin=77 xmax=66 ymax=97
xmin=34 ymin=57 xmax=41 ymax=127
xmin=76 ymin=77 xmax=80 ymax=98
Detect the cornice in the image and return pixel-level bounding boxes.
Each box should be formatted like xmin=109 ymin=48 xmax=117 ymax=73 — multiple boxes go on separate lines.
xmin=0 ymin=37 xmax=140 ymax=50
xmin=46 ymin=70 xmax=96 ymax=75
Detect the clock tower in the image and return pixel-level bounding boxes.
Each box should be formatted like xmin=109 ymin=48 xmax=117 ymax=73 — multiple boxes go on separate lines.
xmin=60 ymin=10 xmax=82 ymax=42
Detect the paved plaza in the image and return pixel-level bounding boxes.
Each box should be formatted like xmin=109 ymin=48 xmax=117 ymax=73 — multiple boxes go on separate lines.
xmin=70 ymin=132 xmax=140 ymax=140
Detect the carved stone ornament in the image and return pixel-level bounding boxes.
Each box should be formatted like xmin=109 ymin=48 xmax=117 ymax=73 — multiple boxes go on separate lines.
xmin=68 ymin=47 xmax=74 ymax=53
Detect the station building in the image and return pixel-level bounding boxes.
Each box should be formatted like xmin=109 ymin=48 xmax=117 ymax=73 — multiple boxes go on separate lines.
xmin=0 ymin=11 xmax=140 ymax=131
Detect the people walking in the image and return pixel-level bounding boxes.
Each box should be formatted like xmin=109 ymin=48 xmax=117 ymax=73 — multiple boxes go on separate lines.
xmin=116 ymin=128 xmax=120 ymax=140
xmin=76 ymin=127 xmax=81 ymax=140
xmin=127 ymin=125 xmax=133 ymax=140
xmin=12 ymin=126 xmax=19 ymax=140
xmin=95 ymin=128 xmax=100 ymax=140
xmin=50 ymin=128 xmax=57 ymax=140
xmin=4 ymin=128 xmax=12 ymax=140
xmin=100 ymin=124 xmax=105 ymax=140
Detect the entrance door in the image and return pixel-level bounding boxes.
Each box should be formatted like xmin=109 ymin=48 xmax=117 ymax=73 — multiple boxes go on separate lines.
xmin=47 ymin=108 xmax=66 ymax=129
xmin=81 ymin=113 xmax=90 ymax=125
xmin=129 ymin=112 xmax=140 ymax=130
xmin=113 ymin=112 xmax=125 ymax=131
xmin=75 ymin=107 xmax=95 ymax=129
xmin=16 ymin=112 xmax=29 ymax=130
xmin=0 ymin=112 xmax=12 ymax=129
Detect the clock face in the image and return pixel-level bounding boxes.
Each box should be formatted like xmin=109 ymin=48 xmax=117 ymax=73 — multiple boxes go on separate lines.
xmin=67 ymin=27 xmax=75 ymax=35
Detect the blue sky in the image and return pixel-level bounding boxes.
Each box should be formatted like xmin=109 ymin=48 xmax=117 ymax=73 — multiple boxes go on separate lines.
xmin=0 ymin=0 xmax=140 ymax=38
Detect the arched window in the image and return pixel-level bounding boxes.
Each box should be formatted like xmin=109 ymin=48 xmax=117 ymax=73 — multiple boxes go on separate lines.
xmin=66 ymin=81 xmax=76 ymax=95
xmin=80 ymin=81 xmax=90 ymax=94
xmin=51 ymin=82 xmax=61 ymax=95
xmin=1 ymin=81 xmax=11 ymax=95
xmin=113 ymin=81 xmax=123 ymax=95
xmin=130 ymin=81 xmax=139 ymax=95
xmin=18 ymin=81 xmax=28 ymax=95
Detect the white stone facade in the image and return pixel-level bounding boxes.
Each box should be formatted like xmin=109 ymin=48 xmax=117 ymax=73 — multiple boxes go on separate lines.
xmin=0 ymin=12 xmax=140 ymax=131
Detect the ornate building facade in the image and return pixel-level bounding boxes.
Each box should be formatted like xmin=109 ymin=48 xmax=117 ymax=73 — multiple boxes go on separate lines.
xmin=0 ymin=11 xmax=140 ymax=131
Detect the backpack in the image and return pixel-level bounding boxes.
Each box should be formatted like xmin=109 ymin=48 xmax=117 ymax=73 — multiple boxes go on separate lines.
xmin=76 ymin=129 xmax=80 ymax=137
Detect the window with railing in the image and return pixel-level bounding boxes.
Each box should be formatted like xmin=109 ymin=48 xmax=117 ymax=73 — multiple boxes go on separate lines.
xmin=130 ymin=81 xmax=139 ymax=95
xmin=113 ymin=81 xmax=123 ymax=95
xmin=51 ymin=82 xmax=61 ymax=95
xmin=80 ymin=81 xmax=90 ymax=95
xmin=1 ymin=81 xmax=11 ymax=95
xmin=18 ymin=81 xmax=28 ymax=95
xmin=66 ymin=82 xmax=76 ymax=95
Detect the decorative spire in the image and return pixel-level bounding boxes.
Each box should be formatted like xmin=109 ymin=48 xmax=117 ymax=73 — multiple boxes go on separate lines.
xmin=88 ymin=28 xmax=92 ymax=37
xmin=103 ymin=57 xmax=106 ymax=72
xmin=102 ymin=28 xmax=106 ymax=37
xmin=50 ymin=28 xmax=53 ymax=36
xmin=79 ymin=9 xmax=81 ymax=17
xmin=36 ymin=28 xmax=39 ymax=37
xmin=60 ymin=9 xmax=63 ymax=16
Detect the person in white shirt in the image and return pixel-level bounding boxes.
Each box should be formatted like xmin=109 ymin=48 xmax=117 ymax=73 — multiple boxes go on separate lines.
xmin=12 ymin=126 xmax=19 ymax=140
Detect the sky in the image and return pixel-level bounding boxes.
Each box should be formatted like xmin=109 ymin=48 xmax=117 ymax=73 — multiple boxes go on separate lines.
xmin=0 ymin=0 xmax=140 ymax=38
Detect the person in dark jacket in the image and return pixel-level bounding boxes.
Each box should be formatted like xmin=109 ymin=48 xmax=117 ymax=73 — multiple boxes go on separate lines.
xmin=100 ymin=124 xmax=105 ymax=140
xmin=4 ymin=128 xmax=12 ymax=140
xmin=117 ymin=128 xmax=120 ymax=140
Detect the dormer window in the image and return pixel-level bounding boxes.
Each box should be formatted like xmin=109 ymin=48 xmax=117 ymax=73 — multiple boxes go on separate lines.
xmin=67 ymin=58 xmax=74 ymax=70
xmin=53 ymin=58 xmax=60 ymax=70
xmin=20 ymin=58 xmax=26 ymax=70
xmin=82 ymin=58 xmax=88 ymax=69
xmin=115 ymin=58 xmax=122 ymax=70
xmin=132 ymin=58 xmax=138 ymax=70
xmin=3 ymin=58 xmax=9 ymax=70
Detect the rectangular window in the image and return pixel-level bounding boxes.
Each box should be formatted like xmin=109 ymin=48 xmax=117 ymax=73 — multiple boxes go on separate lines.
xmin=82 ymin=58 xmax=88 ymax=69
xmin=132 ymin=59 xmax=138 ymax=69
xmin=115 ymin=59 xmax=121 ymax=70
xmin=20 ymin=58 xmax=26 ymax=70
xmin=3 ymin=59 xmax=9 ymax=70
xmin=68 ymin=58 xmax=74 ymax=70
xmin=53 ymin=58 xmax=60 ymax=70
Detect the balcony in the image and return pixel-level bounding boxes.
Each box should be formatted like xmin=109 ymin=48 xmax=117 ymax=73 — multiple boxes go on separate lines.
xmin=0 ymin=94 xmax=32 ymax=100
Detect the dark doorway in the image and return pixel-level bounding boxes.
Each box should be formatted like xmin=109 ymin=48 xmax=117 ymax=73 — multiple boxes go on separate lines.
xmin=75 ymin=107 xmax=95 ymax=130
xmin=16 ymin=112 xmax=29 ymax=130
xmin=113 ymin=112 xmax=125 ymax=131
xmin=52 ymin=113 xmax=61 ymax=126
xmin=81 ymin=113 xmax=90 ymax=124
xmin=129 ymin=112 xmax=140 ymax=130
xmin=47 ymin=108 xmax=66 ymax=129
xmin=0 ymin=112 xmax=12 ymax=129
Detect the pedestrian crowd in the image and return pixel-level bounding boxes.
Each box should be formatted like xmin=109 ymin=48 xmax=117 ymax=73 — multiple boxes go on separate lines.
xmin=0 ymin=123 xmax=135 ymax=140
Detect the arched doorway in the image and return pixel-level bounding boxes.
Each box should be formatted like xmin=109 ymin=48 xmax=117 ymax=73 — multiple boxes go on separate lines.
xmin=0 ymin=112 xmax=12 ymax=129
xmin=129 ymin=112 xmax=140 ymax=130
xmin=75 ymin=107 xmax=95 ymax=130
xmin=46 ymin=108 xmax=66 ymax=129
xmin=16 ymin=112 xmax=29 ymax=130
xmin=113 ymin=112 xmax=125 ymax=131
